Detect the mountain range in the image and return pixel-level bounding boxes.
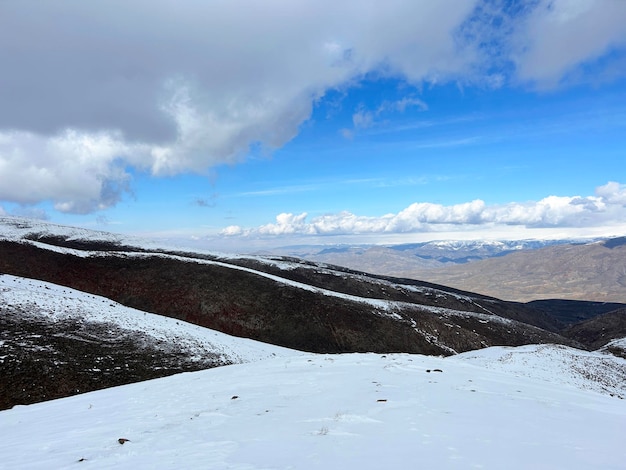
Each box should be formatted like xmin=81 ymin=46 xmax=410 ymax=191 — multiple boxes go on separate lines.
xmin=264 ymin=237 xmax=626 ymax=303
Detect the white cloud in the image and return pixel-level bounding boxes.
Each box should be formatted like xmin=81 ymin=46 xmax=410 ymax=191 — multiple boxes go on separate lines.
xmin=0 ymin=130 xmax=144 ymax=214
xmin=0 ymin=0 xmax=478 ymax=211
xmin=512 ymin=0 xmax=626 ymax=87
xmin=258 ymin=212 xmax=310 ymax=235
xmin=221 ymin=182 xmax=626 ymax=239
xmin=221 ymin=225 xmax=244 ymax=237
xmin=348 ymin=96 xmax=430 ymax=134
xmin=596 ymin=181 xmax=626 ymax=205
xmin=379 ymin=97 xmax=429 ymax=113
xmin=351 ymin=109 xmax=376 ymax=130
xmin=1 ymin=1 xmax=625 ymax=212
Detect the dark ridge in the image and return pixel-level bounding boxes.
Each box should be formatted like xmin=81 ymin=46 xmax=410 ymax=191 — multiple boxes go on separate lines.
xmin=415 ymin=254 xmax=486 ymax=264
xmin=526 ymin=299 xmax=626 ymax=327
xmin=318 ymin=247 xmax=352 ymax=255
xmin=491 ymin=251 xmax=516 ymax=258
xmin=242 ymin=259 xmax=567 ymax=333
xmin=23 ymin=234 xmax=143 ymax=253
xmin=603 ymin=237 xmax=626 ymax=249
xmin=388 ymin=243 xmax=428 ymax=251
xmin=563 ymin=308 xmax=626 ymax=350
xmin=221 ymin=254 xmax=566 ymax=332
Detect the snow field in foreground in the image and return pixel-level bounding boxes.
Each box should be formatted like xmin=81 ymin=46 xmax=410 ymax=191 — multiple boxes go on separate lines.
xmin=1 ymin=352 xmax=625 ymax=470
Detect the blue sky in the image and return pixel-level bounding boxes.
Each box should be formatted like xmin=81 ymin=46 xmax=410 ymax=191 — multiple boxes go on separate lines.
xmin=1 ymin=1 xmax=626 ymax=250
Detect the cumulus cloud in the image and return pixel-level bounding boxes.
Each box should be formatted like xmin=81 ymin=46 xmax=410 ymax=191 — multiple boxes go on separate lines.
xmin=1 ymin=1 xmax=625 ymax=212
xmin=0 ymin=130 xmax=142 ymax=213
xmin=221 ymin=182 xmax=626 ymax=238
xmin=596 ymin=181 xmax=626 ymax=205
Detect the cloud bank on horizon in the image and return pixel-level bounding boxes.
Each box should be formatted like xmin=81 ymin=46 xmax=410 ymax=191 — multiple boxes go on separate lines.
xmin=1 ymin=0 xmax=626 ymax=243
xmin=222 ymin=182 xmax=626 ymax=239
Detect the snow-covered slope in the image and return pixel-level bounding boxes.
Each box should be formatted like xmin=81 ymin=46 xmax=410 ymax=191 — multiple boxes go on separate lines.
xmin=452 ymin=344 xmax=626 ymax=397
xmin=605 ymin=337 xmax=626 ymax=350
xmin=0 ymin=274 xmax=294 ymax=363
xmin=601 ymin=337 xmax=626 ymax=359
xmin=0 ymin=274 xmax=298 ymax=409
xmin=0 ymin=216 xmax=155 ymax=248
xmin=1 ymin=351 xmax=624 ymax=470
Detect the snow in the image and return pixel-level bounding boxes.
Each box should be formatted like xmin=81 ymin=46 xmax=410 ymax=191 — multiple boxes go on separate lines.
xmin=0 ymin=274 xmax=295 ymax=363
xmin=451 ymin=344 xmax=626 ymax=398
xmin=1 ymin=352 xmax=625 ymax=469
xmin=604 ymin=337 xmax=626 ymax=349
xmin=0 ymin=216 xmax=151 ymax=247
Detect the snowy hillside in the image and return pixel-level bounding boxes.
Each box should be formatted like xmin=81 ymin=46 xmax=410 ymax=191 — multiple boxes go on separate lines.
xmin=0 ymin=274 xmax=294 ymax=363
xmin=601 ymin=337 xmax=626 ymax=359
xmin=0 ymin=216 xmax=157 ymax=249
xmin=0 ymin=274 xmax=296 ymax=409
xmin=452 ymin=344 xmax=626 ymax=397
xmin=1 ymin=350 xmax=624 ymax=470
